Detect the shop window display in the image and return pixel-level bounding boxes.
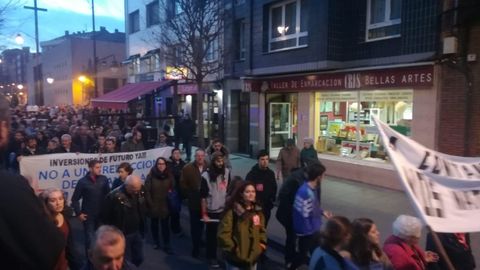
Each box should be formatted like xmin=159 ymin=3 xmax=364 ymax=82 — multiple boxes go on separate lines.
xmin=314 ymin=90 xmax=413 ymax=163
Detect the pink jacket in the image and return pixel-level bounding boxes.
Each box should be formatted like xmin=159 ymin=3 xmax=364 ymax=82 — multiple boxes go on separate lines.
xmin=383 ymin=235 xmax=427 ymax=270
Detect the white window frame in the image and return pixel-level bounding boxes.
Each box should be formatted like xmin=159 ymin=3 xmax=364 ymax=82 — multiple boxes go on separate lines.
xmin=238 ymin=20 xmax=246 ymax=60
xmin=268 ymin=0 xmax=308 ymax=52
xmin=366 ymin=0 xmax=401 ymax=41
xmin=205 ymin=38 xmax=219 ymax=62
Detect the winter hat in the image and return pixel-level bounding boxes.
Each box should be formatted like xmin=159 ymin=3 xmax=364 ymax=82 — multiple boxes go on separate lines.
xmin=304 ymin=137 xmax=314 ymax=144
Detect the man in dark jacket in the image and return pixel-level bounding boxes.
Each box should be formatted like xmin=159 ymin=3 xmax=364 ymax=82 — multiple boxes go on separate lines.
xmin=57 ymin=133 xmax=81 ymax=153
xmin=245 ymin=149 xmax=277 ymax=226
xmin=0 ymin=96 xmax=65 ymax=270
xmin=102 ymin=175 xmax=146 ymax=267
xmin=71 ymin=159 xmax=110 ymax=253
xmin=179 ymin=114 xmax=195 ymax=161
xmin=180 ymin=148 xmax=207 ymax=258
xmin=276 ymin=158 xmax=321 ymax=268
xmin=168 ymin=147 xmax=186 ymax=235
xmin=73 ymin=124 xmax=96 ymax=153
xmin=426 ymin=232 xmax=475 ymax=270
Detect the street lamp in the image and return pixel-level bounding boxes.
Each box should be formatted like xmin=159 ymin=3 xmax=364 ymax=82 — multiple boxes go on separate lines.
xmin=17 ymin=84 xmax=24 ymax=90
xmin=46 ymin=77 xmax=54 ymax=84
xmin=78 ymin=75 xmax=87 ymax=83
xmin=15 ymin=34 xmax=25 ymax=45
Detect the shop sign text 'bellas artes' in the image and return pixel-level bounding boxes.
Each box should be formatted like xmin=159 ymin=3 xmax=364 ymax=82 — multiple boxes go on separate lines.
xmin=244 ymin=65 xmax=434 ymax=92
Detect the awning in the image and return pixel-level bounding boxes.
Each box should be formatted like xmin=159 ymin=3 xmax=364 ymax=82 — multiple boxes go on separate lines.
xmin=91 ymin=80 xmax=172 ymax=109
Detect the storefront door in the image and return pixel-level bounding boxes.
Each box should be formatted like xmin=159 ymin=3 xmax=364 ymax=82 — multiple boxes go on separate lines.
xmin=269 ymin=102 xmax=291 ymax=159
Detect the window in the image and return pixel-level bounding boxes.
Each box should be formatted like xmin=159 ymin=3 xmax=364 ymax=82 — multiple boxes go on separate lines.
xmin=268 ymin=0 xmax=308 ymax=52
xmin=174 ymin=46 xmax=184 ymax=66
xmin=147 ymin=0 xmax=160 ymax=26
xmin=235 ymin=0 xmax=245 ymax=5
xmin=236 ymin=19 xmax=246 ymax=60
xmin=366 ymin=0 xmax=401 ymax=41
xmin=205 ymin=38 xmax=218 ymax=62
xmin=174 ymin=0 xmax=183 ymax=15
xmin=129 ymin=10 xmax=140 ymax=33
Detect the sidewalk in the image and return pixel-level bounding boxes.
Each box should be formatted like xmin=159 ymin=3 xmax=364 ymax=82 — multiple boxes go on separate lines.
xmin=227 ymin=153 xmax=480 ymax=264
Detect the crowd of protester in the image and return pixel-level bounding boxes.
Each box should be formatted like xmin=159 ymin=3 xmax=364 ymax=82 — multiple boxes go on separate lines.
xmin=0 ymin=101 xmax=477 ymax=270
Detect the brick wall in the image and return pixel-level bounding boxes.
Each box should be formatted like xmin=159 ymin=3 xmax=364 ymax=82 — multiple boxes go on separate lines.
xmin=438 ymin=23 xmax=480 ymax=156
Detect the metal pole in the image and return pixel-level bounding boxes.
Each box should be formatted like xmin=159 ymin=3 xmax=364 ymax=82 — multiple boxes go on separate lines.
xmin=24 ymin=0 xmax=47 ymax=105
xmin=92 ymin=0 xmax=98 ymax=98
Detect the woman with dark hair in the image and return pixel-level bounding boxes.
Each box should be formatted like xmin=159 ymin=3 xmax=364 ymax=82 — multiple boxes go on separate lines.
xmin=39 ymin=188 xmax=81 ymax=270
xmin=218 ymin=181 xmax=267 ymax=270
xmin=111 ymin=162 xmax=134 ymax=190
xmin=145 ymin=157 xmax=174 ymax=254
xmin=309 ymin=216 xmax=358 ymax=270
xmin=348 ymin=218 xmax=392 ymax=270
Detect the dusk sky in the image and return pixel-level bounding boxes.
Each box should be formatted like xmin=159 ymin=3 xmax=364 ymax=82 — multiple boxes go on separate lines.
xmin=1 ymin=0 xmax=125 ymax=52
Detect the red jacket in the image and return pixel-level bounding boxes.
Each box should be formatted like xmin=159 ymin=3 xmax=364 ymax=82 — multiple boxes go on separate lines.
xmin=383 ymin=235 xmax=427 ymax=270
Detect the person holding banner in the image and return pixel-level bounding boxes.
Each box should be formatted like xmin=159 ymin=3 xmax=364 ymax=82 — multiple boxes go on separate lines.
xmin=112 ymin=162 xmax=134 ymax=190
xmin=71 ymin=159 xmax=111 ymax=253
xmin=383 ymin=215 xmax=439 ymax=270
xmin=426 ymin=232 xmax=475 ymax=270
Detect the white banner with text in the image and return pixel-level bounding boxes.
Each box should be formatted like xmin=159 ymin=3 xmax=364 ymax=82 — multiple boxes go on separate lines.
xmin=374 ymin=117 xmax=480 ymax=232
xmin=20 ymin=147 xmax=174 ymax=202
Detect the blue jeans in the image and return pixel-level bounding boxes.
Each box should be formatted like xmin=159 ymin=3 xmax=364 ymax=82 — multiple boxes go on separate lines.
xmin=83 ymin=216 xmax=100 ymax=253
xmin=226 ymin=262 xmax=257 ymax=270
xmin=125 ymin=232 xmax=144 ymax=266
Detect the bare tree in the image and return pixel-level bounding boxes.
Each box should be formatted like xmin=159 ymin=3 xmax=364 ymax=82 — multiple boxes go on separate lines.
xmin=0 ymin=0 xmax=23 ymax=33
xmin=156 ymin=0 xmax=225 ymax=148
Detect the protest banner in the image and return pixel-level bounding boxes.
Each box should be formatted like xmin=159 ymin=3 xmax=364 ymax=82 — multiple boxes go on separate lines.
xmin=20 ymin=147 xmax=174 ymax=202
xmin=373 ymin=117 xmax=480 ymax=232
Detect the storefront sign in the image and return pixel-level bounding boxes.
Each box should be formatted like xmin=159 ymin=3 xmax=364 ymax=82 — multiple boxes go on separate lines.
xmin=374 ymin=117 xmax=480 ymax=232
xmin=317 ymin=90 xmax=413 ymax=102
xmin=178 ymin=84 xmax=198 ymax=95
xmin=165 ymin=66 xmax=188 ymax=80
xmin=248 ymin=65 xmax=433 ymax=92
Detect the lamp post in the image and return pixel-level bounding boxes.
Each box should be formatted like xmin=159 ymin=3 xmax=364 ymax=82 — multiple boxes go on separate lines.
xmin=24 ymin=0 xmax=48 ymax=106
xmin=91 ymin=0 xmax=98 ymax=98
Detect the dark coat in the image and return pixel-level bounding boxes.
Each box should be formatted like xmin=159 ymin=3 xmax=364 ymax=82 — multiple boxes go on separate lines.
xmin=101 ymin=186 xmax=146 ymax=235
xmin=245 ymin=164 xmax=277 ymax=212
xmin=72 ymin=135 xmax=96 ymax=153
xmin=55 ymin=143 xmax=81 ymax=153
xmin=168 ymin=158 xmax=186 ymax=194
xmin=180 ymin=161 xmax=207 ymax=212
xmin=71 ymin=173 xmax=110 ymax=218
xmin=0 ymin=170 xmax=65 ymax=270
xmin=426 ymin=233 xmax=475 ymax=270
xmin=276 ymin=167 xmax=308 ymax=226
xmin=144 ymin=171 xmax=173 ymax=218
xmin=179 ymin=118 xmax=195 ymax=140
xmin=111 ymin=177 xmax=124 ymax=190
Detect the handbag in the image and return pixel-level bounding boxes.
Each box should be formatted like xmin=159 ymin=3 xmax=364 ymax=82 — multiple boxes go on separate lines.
xmin=167 ymin=189 xmax=182 ymax=213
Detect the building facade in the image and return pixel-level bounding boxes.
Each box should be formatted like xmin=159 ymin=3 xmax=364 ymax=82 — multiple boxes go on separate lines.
xmin=124 ymin=0 xmax=224 ymax=142
xmin=0 ymin=47 xmax=31 ymax=105
xmin=222 ymin=0 xmax=470 ymax=188
xmin=27 ymin=27 xmax=126 ymax=106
